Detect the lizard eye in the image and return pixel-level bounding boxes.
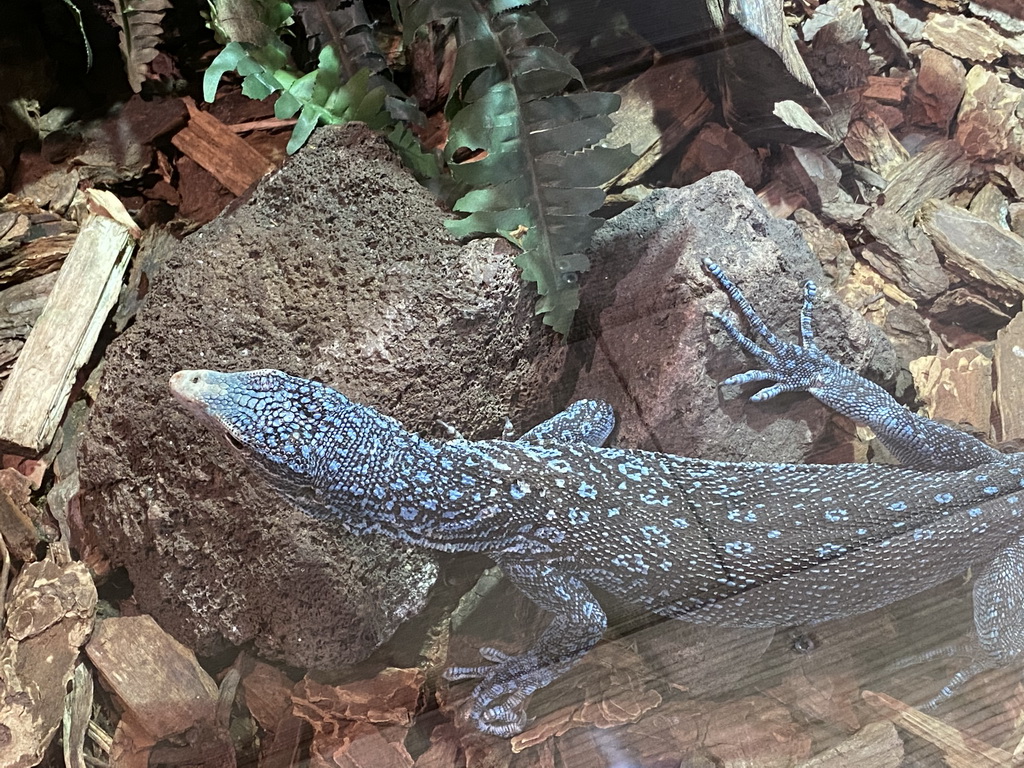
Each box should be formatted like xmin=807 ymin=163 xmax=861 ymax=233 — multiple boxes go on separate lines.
xmin=224 ymin=433 xmax=244 ymax=450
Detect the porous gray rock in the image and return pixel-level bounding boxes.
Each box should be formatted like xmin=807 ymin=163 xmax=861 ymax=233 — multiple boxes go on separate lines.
xmin=567 ymin=172 xmax=898 ymax=464
xmin=79 ymin=124 xmax=547 ymax=668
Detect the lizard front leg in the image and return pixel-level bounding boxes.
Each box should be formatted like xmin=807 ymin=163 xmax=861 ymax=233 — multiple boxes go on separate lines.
xmin=884 ymin=536 xmax=1024 ymax=708
xmin=517 ymin=399 xmax=615 ymax=446
xmin=704 ymin=258 xmax=1002 ymax=471
xmin=437 ymin=399 xmax=614 ymax=446
xmin=444 ymin=556 xmax=607 ymax=736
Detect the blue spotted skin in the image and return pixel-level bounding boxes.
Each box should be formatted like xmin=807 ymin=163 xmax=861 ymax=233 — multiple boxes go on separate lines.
xmin=169 ymin=262 xmax=1024 ymax=737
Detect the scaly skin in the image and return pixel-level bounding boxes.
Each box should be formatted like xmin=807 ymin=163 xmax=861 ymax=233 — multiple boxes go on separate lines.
xmin=170 ymin=261 xmax=1024 ymax=735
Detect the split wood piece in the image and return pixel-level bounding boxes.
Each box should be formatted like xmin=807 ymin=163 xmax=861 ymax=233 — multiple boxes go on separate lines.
xmin=0 ymin=196 xmax=78 ymax=287
xmin=0 ymin=215 xmax=134 ymax=454
xmin=908 ymin=349 xmax=993 ymax=440
xmin=862 ymin=690 xmax=1013 ymax=768
xmin=921 ymin=199 xmax=1024 ymax=306
xmin=994 ymin=311 xmax=1024 ymax=443
xmin=606 ymin=57 xmax=714 ymax=187
xmin=0 ymin=271 xmax=56 ymax=378
xmin=879 ymin=140 xmax=972 ymax=220
xmin=171 ymin=99 xmax=276 ymax=196
xmin=0 ymin=558 xmax=97 ymax=768
xmin=86 ymin=615 xmax=220 ymax=744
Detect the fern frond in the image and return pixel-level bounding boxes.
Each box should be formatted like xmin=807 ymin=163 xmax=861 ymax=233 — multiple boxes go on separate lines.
xmin=399 ymin=0 xmax=633 ymax=334
xmin=113 ymin=0 xmax=172 ymax=92
xmin=204 ymin=0 xmax=438 ymax=175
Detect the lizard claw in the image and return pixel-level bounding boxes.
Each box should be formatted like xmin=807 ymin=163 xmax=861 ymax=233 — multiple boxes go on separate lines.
xmin=444 ymin=647 xmax=558 ymax=736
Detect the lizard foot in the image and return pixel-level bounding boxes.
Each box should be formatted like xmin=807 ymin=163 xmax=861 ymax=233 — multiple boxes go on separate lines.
xmin=885 ymin=640 xmax=1001 ymax=710
xmin=703 ymin=258 xmax=842 ymax=401
xmin=445 ymin=647 xmax=560 ymax=736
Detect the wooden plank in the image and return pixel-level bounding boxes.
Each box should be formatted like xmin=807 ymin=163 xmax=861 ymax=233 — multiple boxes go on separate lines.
xmin=0 ymin=215 xmax=134 ymax=453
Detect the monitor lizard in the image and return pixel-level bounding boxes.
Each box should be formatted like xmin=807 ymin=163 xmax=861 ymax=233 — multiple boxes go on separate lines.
xmin=169 ymin=259 xmax=1024 ymax=736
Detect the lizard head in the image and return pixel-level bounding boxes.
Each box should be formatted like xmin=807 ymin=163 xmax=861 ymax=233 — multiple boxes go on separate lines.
xmin=169 ymin=368 xmax=358 ymax=490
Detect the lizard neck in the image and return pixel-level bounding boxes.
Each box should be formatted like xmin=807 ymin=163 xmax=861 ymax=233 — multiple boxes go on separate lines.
xmin=285 ymin=410 xmax=511 ymax=553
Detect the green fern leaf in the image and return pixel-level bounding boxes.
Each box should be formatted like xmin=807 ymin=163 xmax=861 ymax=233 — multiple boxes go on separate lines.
xmin=401 ymin=0 xmax=633 ymax=333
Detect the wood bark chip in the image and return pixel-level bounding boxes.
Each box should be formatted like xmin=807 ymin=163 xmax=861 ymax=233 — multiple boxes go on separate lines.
xmin=0 ymin=557 xmax=97 ymax=768
xmin=240 ymin=660 xmax=307 ymax=768
xmin=171 ymin=98 xmax=276 ymax=196
xmin=309 ymin=722 xmax=414 ymax=768
xmin=878 ymin=139 xmax=972 ymax=220
xmin=674 ymin=122 xmax=763 ymax=189
xmin=909 ymin=349 xmax=993 ymax=438
xmin=862 ymin=74 xmax=909 ymax=105
xmin=922 ymin=13 xmax=1013 ymax=63
xmin=795 ymin=721 xmax=903 ymax=767
xmin=930 ymin=287 xmax=1012 ymax=332
xmin=793 ymin=208 xmax=857 ymax=285
xmin=606 ymin=58 xmax=714 ymax=187
xmin=970 ymin=0 xmax=1024 ymax=34
xmin=1011 ymin=202 xmax=1024 ymax=237
xmin=860 ymin=207 xmax=948 ymax=300
xmin=909 ymin=47 xmax=967 ymax=130
xmin=509 ymin=640 xmax=662 ymax=753
xmin=969 ymin=182 xmax=1012 ymax=227
xmin=862 ymin=690 xmax=1014 ymax=768
xmin=86 ymin=615 xmax=220 ymax=742
xmin=294 ymin=669 xmax=425 ymax=727
xmin=0 ymin=468 xmax=44 ymax=562
xmin=0 ymin=213 xmax=134 ymax=454
xmin=994 ymin=311 xmax=1024 ymax=443
xmin=843 ymin=107 xmax=910 ymax=179
xmin=955 ymin=65 xmax=1024 ymax=161
xmin=921 ymin=199 xmax=1024 ymax=306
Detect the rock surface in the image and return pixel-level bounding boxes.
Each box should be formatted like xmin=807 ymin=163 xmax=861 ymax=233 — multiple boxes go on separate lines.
xmin=568 ymin=171 xmax=897 ymax=465
xmin=79 ymin=124 xmax=547 ymax=668
xmin=79 ymin=138 xmax=897 ymax=673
